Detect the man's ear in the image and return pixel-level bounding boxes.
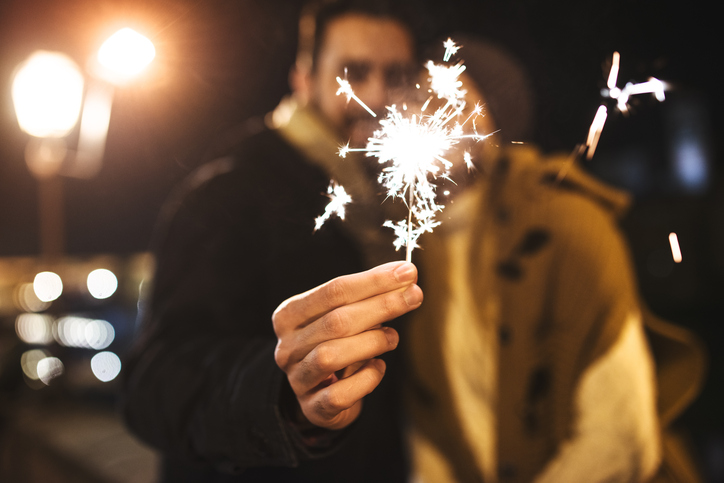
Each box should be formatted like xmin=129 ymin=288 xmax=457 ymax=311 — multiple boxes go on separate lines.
xmin=290 ymin=63 xmax=312 ymax=104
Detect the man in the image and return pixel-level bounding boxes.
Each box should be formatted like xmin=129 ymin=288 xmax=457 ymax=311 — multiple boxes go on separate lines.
xmin=123 ymin=1 xmax=423 ymax=481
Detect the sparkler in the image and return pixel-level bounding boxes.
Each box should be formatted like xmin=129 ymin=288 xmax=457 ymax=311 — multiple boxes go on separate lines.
xmin=333 ymin=39 xmax=494 ymax=261
xmin=314 ymin=181 xmax=352 ymax=232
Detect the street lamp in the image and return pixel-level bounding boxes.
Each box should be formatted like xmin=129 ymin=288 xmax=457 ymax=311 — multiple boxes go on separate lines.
xmin=12 ymin=51 xmax=85 ymax=139
xmin=12 ymin=52 xmax=85 ymax=179
xmin=12 ymin=51 xmax=85 ymax=258
xmin=95 ymin=27 xmax=156 ymax=84
xmin=11 ymin=28 xmax=155 ymax=259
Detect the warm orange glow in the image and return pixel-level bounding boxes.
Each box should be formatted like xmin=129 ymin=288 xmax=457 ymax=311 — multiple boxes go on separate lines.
xmin=70 ymin=82 xmax=114 ymax=178
xmin=12 ymin=51 xmax=84 ymax=137
xmin=24 ymin=137 xmax=68 ymax=178
xmin=97 ymin=28 xmax=156 ymax=83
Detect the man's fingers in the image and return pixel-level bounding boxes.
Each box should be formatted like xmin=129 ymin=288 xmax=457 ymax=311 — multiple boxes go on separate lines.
xmin=285 ymin=285 xmax=420 ymax=364
xmin=273 ymin=261 xmax=418 ymax=332
xmin=289 ymin=327 xmax=399 ymax=392
xmin=300 ymin=358 xmax=387 ymax=429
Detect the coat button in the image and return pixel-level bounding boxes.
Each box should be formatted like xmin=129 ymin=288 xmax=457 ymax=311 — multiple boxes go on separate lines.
xmin=499 ymin=325 xmax=512 ymax=345
xmin=499 ymin=462 xmax=517 ymax=480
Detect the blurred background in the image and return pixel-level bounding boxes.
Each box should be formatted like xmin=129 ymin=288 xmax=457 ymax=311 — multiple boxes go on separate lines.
xmin=0 ymin=0 xmax=721 ymax=481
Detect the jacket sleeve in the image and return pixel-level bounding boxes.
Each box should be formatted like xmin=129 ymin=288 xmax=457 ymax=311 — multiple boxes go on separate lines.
xmin=121 ymin=160 xmax=322 ymax=473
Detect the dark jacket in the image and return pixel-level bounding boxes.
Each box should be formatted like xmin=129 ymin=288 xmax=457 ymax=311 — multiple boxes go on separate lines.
xmin=122 ymin=128 xmax=409 ymax=482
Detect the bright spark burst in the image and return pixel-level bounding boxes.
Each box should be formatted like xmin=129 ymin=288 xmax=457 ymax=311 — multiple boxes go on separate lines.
xmin=583 ymin=51 xmax=669 ymax=160
xmin=314 ymin=181 xmax=352 ymax=231
xmin=336 ymin=42 xmax=493 ymax=261
xmin=426 ymin=61 xmax=467 ymax=102
xmin=442 ymin=38 xmax=461 ymax=62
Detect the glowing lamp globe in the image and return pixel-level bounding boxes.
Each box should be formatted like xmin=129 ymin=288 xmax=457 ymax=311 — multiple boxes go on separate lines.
xmin=97 ymin=28 xmax=155 ymax=83
xmin=12 ymin=51 xmax=85 ymax=138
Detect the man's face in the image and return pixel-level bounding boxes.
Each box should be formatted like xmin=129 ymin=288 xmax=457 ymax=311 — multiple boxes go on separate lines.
xmin=309 ymin=14 xmax=416 ymax=146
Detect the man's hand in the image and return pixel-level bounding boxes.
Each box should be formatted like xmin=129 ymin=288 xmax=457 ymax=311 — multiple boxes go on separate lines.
xmin=272 ymin=261 xmax=423 ymax=430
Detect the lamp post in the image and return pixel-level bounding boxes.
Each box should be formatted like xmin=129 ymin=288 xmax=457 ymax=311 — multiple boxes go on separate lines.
xmin=12 ymin=51 xmax=85 ymax=259
xmin=11 ymin=29 xmax=155 ymax=260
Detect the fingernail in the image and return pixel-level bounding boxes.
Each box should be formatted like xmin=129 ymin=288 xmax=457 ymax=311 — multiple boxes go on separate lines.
xmin=393 ymin=262 xmax=416 ymax=283
xmin=402 ymin=284 xmax=423 ymax=307
xmin=384 ymin=327 xmax=399 ymax=346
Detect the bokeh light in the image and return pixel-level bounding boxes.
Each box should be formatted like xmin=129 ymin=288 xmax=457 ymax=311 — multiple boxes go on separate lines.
xmin=87 ymin=268 xmax=118 ymax=299
xmin=36 ymin=357 xmax=64 ymax=385
xmin=53 ymin=316 xmax=115 ymax=350
xmin=90 ymin=351 xmax=122 ymax=382
xmin=33 ymin=271 xmax=63 ymax=302
xmin=97 ymin=28 xmax=156 ymax=83
xmin=20 ymin=349 xmax=49 ymax=380
xmin=15 ymin=313 xmax=54 ymax=345
xmin=12 ymin=51 xmax=85 ymax=138
xmin=15 ymin=283 xmax=52 ymax=313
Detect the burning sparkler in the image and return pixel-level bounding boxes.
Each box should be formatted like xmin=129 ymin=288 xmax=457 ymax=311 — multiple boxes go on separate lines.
xmin=314 ymin=181 xmax=352 ymax=232
xmin=333 ymin=38 xmax=494 ymax=261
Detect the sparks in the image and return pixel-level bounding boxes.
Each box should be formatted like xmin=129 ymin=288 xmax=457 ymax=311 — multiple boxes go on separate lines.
xmin=426 ymin=60 xmax=467 ymax=102
xmin=336 ymin=76 xmax=377 ymax=117
xmin=314 ymin=181 xmax=352 ymax=232
xmin=442 ymin=38 xmax=460 ymax=62
xmin=669 ymin=232 xmax=682 ymax=263
xmin=338 ymin=143 xmax=351 ymax=158
xmin=335 ymin=41 xmax=493 ymax=261
xmin=463 ymin=151 xmax=475 ymax=170
xmin=584 ymin=105 xmax=609 ymax=161
xmin=583 ymin=52 xmax=669 ymax=160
